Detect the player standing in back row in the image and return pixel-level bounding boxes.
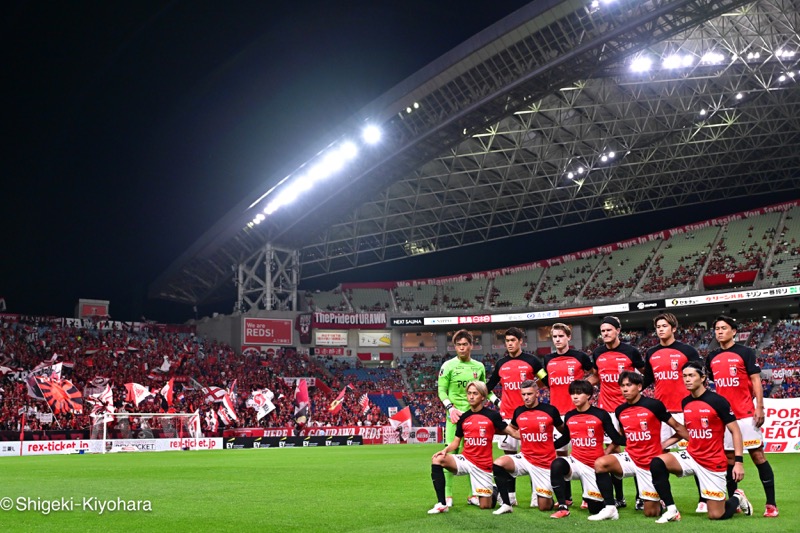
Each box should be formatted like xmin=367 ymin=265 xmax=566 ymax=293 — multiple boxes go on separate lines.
xmin=485 ymin=327 xmax=547 ymax=507
xmin=706 ymin=315 xmax=778 ymax=517
xmin=437 ymin=329 xmax=487 ymax=507
xmin=643 ymin=312 xmax=704 ymax=512
xmin=592 ymin=316 xmax=645 ymax=508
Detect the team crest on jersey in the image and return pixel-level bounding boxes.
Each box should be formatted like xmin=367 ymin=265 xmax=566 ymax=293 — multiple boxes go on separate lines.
xmin=587 ymin=427 xmax=595 ymax=438
xmin=730 ymin=367 xmax=737 ymax=377
xmin=618 ymin=363 xmax=625 ymax=373
xmin=539 ymin=422 xmax=547 ymax=433
xmin=520 ymin=371 xmax=527 ymax=381
xmin=567 ymin=366 xmax=575 ymax=376
xmin=479 ymin=427 xmax=486 ymax=437
xmin=701 ymin=417 xmax=709 ymax=429
xmin=640 ymin=420 xmax=648 ymax=431
xmin=473 ymin=371 xmax=479 ymax=379
xmin=671 ymin=359 xmax=679 ymax=371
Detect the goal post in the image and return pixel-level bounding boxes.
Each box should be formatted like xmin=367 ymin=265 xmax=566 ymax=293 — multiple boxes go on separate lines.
xmin=89 ymin=411 xmax=202 ymax=454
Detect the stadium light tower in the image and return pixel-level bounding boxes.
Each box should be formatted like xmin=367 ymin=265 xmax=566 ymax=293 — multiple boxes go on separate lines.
xmin=362 ymin=125 xmax=382 ymax=144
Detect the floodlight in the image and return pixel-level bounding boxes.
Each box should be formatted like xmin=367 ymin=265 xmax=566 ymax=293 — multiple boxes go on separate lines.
xmin=779 ymin=75 xmax=787 ymax=82
xmin=699 ymin=109 xmax=707 ymax=116
xmin=413 ymin=102 xmax=420 ymax=109
xmin=701 ymin=52 xmax=725 ymax=64
xmin=608 ymin=151 xmax=615 ymax=158
xmin=735 ymin=92 xmax=744 ymax=100
xmin=340 ymin=141 xmax=358 ymax=160
xmin=567 ymin=172 xmax=574 ymax=179
xmin=362 ymin=125 xmax=382 ymax=144
xmin=601 ymin=155 xmax=608 ymax=162
xmin=630 ymin=56 xmax=652 ymax=73
xmin=577 ymin=167 xmax=585 ymax=174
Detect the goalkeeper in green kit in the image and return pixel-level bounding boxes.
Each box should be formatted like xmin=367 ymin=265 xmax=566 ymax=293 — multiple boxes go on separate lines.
xmin=437 ymin=329 xmax=487 ymax=507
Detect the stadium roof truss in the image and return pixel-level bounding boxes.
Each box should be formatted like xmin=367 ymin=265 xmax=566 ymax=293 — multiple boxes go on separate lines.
xmin=150 ymin=0 xmax=800 ymax=310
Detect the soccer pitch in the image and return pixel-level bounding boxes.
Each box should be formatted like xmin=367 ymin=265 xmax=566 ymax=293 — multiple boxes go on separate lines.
xmin=1 ymin=445 xmax=797 ymax=532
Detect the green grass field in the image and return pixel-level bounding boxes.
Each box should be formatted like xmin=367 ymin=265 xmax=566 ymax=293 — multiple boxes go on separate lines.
xmin=0 ymin=445 xmax=797 ymax=532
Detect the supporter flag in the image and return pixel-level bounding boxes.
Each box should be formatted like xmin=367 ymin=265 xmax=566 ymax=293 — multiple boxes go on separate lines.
xmin=36 ymin=376 xmax=83 ymax=414
xmin=388 ymin=406 xmax=412 ymax=441
xmin=188 ymin=410 xmax=202 ymax=438
xmin=205 ymin=409 xmax=218 ymax=433
xmin=124 ymin=382 xmax=153 ymax=406
xmin=249 ymin=389 xmax=275 ymax=421
xmin=0 ymin=366 xmax=14 ymax=375
xmin=220 ymin=392 xmax=238 ymax=422
xmin=25 ymin=375 xmax=45 ymax=401
xmin=160 ymin=378 xmax=175 ymax=406
xmin=202 ymin=386 xmax=227 ymax=403
xmin=328 ymin=384 xmax=353 ymax=416
xmin=359 ymin=393 xmax=370 ymax=415
xmin=293 ymin=379 xmax=310 ymax=424
xmin=85 ymin=383 xmax=113 ymax=411
xmin=217 ymin=406 xmax=232 ymax=426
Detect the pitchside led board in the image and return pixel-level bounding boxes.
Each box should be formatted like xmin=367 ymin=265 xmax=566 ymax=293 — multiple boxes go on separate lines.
xmin=242 ymin=318 xmax=293 ymax=346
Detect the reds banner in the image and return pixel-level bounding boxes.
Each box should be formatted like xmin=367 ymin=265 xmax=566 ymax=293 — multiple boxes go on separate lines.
xmin=225 ymin=426 xmax=390 ymax=445
xmin=296 ymin=313 xmax=312 ymax=345
xmin=763 ymin=398 xmax=800 ymax=452
xmin=312 ymin=312 xmax=387 ymax=330
xmin=242 ymin=318 xmax=293 ymax=346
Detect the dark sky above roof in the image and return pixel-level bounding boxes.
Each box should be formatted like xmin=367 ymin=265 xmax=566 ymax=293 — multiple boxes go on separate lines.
xmin=4 ymin=1 xmax=785 ymax=323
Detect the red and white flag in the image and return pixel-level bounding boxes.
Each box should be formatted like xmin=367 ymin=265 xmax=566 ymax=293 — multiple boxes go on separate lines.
xmin=188 ymin=410 xmax=202 ymax=438
xmin=389 ymin=406 xmax=412 ymax=430
xmin=160 ymin=378 xmax=175 ymax=406
xmin=202 ymin=386 xmax=227 ymax=403
xmin=328 ymin=384 xmax=353 ymax=416
xmin=205 ymin=409 xmax=218 ymax=433
xmin=359 ymin=393 xmax=370 ymax=415
xmin=124 ymin=382 xmax=152 ymax=406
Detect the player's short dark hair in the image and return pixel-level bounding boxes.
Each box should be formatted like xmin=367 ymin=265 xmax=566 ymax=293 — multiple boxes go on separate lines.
xmin=601 ymin=316 xmax=621 ymax=329
xmin=568 ymin=380 xmax=594 ymax=396
xmin=653 ymin=313 xmax=679 ymax=329
xmin=713 ymin=315 xmax=738 ymax=331
xmin=682 ymin=360 xmax=706 ymax=377
xmin=452 ymin=329 xmax=473 ymax=344
xmin=618 ymin=370 xmax=643 ymax=387
xmin=551 ymin=323 xmax=572 ymax=337
xmin=505 ymin=327 xmax=525 ymax=340
xmin=520 ymin=379 xmax=537 ymax=390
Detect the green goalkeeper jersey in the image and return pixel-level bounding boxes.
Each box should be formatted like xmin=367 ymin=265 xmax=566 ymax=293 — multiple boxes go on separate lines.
xmin=437 ymin=356 xmax=487 ymax=411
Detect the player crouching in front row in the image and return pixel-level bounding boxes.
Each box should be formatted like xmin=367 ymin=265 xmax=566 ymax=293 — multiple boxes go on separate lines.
xmin=649 ymin=361 xmax=753 ymax=523
xmin=428 ymin=380 xmax=515 ymax=514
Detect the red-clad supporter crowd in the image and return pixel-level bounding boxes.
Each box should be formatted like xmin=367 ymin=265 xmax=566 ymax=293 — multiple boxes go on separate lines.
xmin=705 ymin=232 xmax=771 ymax=275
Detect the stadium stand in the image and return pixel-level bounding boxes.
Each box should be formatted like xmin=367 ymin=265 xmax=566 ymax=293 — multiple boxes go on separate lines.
xmin=346 ymin=287 xmax=393 ymax=312
xmin=488 ymin=267 xmax=546 ymax=308
xmin=535 ymin=256 xmax=602 ymax=305
xmin=580 ymin=241 xmax=659 ymax=302
xmin=639 ymin=225 xmax=718 ymax=295
xmin=705 ymin=212 xmax=781 ymax=276
xmin=765 ymin=206 xmax=800 ymax=284
xmin=304 ymin=289 xmax=351 ymax=312
xmin=441 ymin=277 xmax=489 ymax=311
xmin=393 ymin=284 xmax=438 ymax=312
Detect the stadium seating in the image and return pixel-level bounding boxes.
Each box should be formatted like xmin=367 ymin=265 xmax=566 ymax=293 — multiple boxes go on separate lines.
xmin=488 ymin=268 xmax=545 ymax=308
xmin=535 ymin=257 xmax=602 ymax=305
xmin=765 ymin=206 xmax=800 ymax=284
xmin=705 ymin=212 xmax=781 ymax=276
xmin=393 ymin=284 xmax=438 ymax=312
xmin=640 ymin=226 xmax=718 ymax=295
xmin=346 ymin=288 xmax=393 ymax=312
xmin=580 ymin=242 xmax=660 ymax=302
xmin=304 ymin=289 xmax=351 ymax=312
xmin=441 ymin=277 xmax=489 ymax=311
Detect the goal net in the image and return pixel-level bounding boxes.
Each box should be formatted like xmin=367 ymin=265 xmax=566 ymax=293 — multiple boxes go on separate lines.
xmin=87 ymin=411 xmax=202 ymax=454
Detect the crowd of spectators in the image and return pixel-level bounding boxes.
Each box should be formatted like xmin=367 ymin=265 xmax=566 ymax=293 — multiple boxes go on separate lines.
xmin=705 ymin=235 xmax=768 ymax=275
xmin=640 ymin=247 xmax=707 ymax=294
xmin=582 ymin=256 xmax=651 ymax=301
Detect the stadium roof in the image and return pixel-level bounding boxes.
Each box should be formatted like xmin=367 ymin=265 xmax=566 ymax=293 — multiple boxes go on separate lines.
xmin=150 ymin=0 xmax=800 ymax=307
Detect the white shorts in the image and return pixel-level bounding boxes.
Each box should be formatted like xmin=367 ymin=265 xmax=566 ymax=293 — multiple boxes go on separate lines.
xmin=452 ymin=454 xmax=494 ymax=498
xmin=553 ymin=427 xmax=569 ymax=453
xmin=661 ymin=412 xmax=683 ymax=442
xmin=493 ymin=419 xmax=520 ymax=452
xmin=508 ymin=454 xmax=553 ymax=499
xmin=602 ymin=412 xmax=621 ymax=445
xmin=610 ymin=452 xmax=659 ymax=501
xmin=563 ymin=456 xmax=602 ymax=501
xmin=670 ymin=450 xmax=727 ymax=501
xmin=724 ymin=417 xmax=763 ymax=450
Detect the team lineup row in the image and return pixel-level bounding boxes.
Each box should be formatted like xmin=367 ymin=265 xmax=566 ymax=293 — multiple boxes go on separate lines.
xmin=428 ymin=314 xmax=779 ymax=521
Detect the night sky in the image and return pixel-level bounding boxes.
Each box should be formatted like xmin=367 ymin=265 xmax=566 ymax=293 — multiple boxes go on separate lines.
xmin=4 ymin=1 xmax=790 ymax=323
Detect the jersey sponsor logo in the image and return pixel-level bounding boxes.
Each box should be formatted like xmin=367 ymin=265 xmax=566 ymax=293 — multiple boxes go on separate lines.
xmin=626 ymin=431 xmax=652 ymax=442
xmin=600 ymin=373 xmax=619 ymax=383
xmin=688 ymin=428 xmax=712 ymax=439
xmin=475 ymin=487 xmax=492 ymax=496
xmin=536 ymin=487 xmax=554 ymax=497
xmin=743 ymin=438 xmax=762 ymax=447
xmin=641 ymin=490 xmax=659 ymax=499
xmin=549 ymin=376 xmax=575 ymax=386
xmin=522 ymin=433 xmax=549 ymax=442
xmin=571 ymin=437 xmax=597 ymax=447
xmin=715 ymin=377 xmax=739 ymax=387
xmin=587 ymin=490 xmax=602 ymax=499
xmin=504 ymin=381 xmax=522 ymax=391
xmin=654 ymin=371 xmax=679 ymax=380
xmin=465 ymin=437 xmax=488 ymax=447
